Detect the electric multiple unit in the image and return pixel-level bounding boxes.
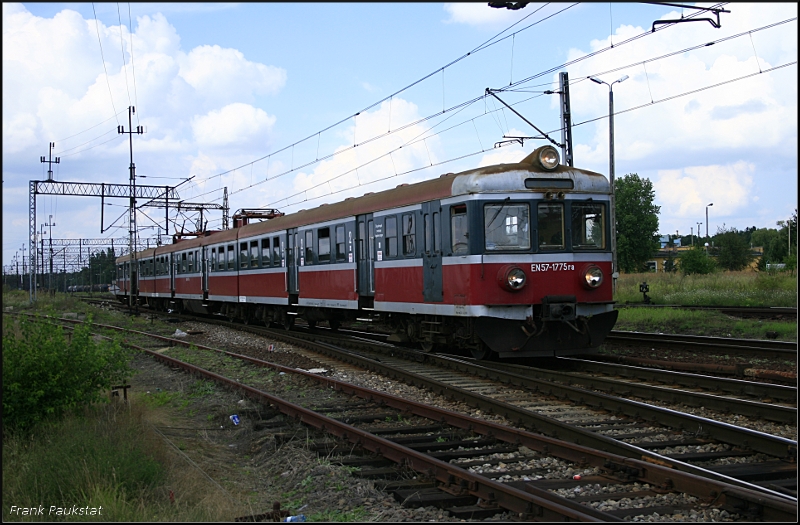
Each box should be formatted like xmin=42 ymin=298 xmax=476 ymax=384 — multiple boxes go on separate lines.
xmin=116 ymin=146 xmax=617 ymax=359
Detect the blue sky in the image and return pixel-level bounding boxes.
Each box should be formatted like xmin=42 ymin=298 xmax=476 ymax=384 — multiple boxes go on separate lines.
xmin=3 ymin=2 xmax=797 ymax=267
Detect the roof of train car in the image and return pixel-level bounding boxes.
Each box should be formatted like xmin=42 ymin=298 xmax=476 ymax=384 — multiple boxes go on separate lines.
xmin=118 ymin=149 xmax=607 ymax=263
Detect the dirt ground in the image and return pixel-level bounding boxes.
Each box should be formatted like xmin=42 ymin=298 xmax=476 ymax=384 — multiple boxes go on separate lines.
xmin=128 ymin=351 xmax=471 ymax=522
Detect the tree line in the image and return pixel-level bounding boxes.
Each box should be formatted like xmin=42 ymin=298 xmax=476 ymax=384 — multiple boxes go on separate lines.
xmin=615 ymin=173 xmax=797 ymax=275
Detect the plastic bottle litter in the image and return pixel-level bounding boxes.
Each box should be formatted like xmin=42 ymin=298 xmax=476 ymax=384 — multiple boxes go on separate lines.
xmin=230 ymin=414 xmax=240 ymax=425
xmin=284 ymin=515 xmax=306 ymax=522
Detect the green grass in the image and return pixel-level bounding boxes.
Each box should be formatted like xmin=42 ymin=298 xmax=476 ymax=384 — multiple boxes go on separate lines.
xmin=615 ymin=271 xmax=797 ymax=307
xmin=615 ymin=308 xmax=797 ymax=341
xmin=3 ymin=401 xmax=240 ymax=521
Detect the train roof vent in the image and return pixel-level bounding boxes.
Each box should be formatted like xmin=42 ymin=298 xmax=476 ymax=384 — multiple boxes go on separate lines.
xmin=440 ymin=172 xmax=455 ymax=178
xmin=396 ymin=183 xmax=409 ymax=188
xmin=363 ymin=192 xmax=374 ymax=196
xmin=345 ymin=197 xmax=354 ymax=200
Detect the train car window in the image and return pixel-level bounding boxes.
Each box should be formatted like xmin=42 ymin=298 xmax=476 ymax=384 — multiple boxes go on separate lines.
xmin=537 ymin=203 xmax=565 ymax=250
xmin=240 ymin=242 xmax=249 ymax=269
xmin=211 ymin=249 xmax=217 ymax=272
xmin=305 ymin=230 xmax=313 ymax=264
xmin=433 ymin=212 xmax=441 ymax=252
xmin=335 ymin=225 xmax=346 ymax=261
xmin=402 ymin=214 xmax=416 ymax=256
xmin=181 ymin=252 xmax=187 ymax=273
xmin=318 ymin=227 xmax=331 ymax=262
xmin=261 ymin=238 xmax=270 ymax=267
xmin=250 ymin=240 xmax=259 ymax=267
xmin=385 ymin=217 xmax=397 ymax=258
xmin=451 ymin=205 xmax=469 ymax=255
xmin=484 ymin=203 xmax=530 ymax=251
xmin=571 ymin=202 xmax=606 ymax=249
xmin=272 ymin=236 xmax=281 ymax=266
xmin=188 ymin=251 xmax=194 ymax=273
xmin=227 ymin=245 xmax=235 ymax=270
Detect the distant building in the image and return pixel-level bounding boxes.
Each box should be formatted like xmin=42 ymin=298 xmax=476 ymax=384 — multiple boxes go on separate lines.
xmin=658 ymin=235 xmax=681 ymax=249
xmin=645 ymin=244 xmax=764 ymax=272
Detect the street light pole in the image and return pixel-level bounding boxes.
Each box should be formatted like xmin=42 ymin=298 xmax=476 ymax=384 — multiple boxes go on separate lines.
xmin=590 ymin=74 xmax=628 ymax=294
xmin=696 ymin=222 xmax=702 ymax=242
xmin=705 ymin=203 xmax=713 ymax=238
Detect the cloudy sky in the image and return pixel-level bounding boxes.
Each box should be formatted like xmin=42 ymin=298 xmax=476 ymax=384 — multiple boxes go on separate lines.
xmin=3 ymin=2 xmax=797 ymax=267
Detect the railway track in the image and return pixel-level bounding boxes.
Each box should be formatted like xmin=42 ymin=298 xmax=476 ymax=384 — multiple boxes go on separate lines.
xmin=21 ymin=312 xmax=795 ymax=521
xmin=538 ymin=357 xmax=797 ymax=411
xmin=604 ymin=331 xmax=797 ymax=360
xmin=32 ymin=310 xmax=797 ymax=502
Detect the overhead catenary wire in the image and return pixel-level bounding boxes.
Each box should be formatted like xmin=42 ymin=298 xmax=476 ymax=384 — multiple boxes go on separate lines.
xmin=213 ymin=11 xmax=794 ymax=207
xmin=116 ymin=3 xmax=133 ymax=110
xmin=183 ymin=2 xmax=573 ymax=193
xmin=55 ymin=108 xmax=127 ymax=144
xmin=569 ymin=60 xmax=797 ymax=130
xmin=92 ymin=3 xmax=120 ymax=127
xmin=127 ymin=2 xmax=140 ymax=126
xmin=495 ymin=2 xmax=731 ymax=93
xmin=265 ymin=56 xmax=796 ymax=213
xmin=191 ymin=2 xmax=732 ymax=204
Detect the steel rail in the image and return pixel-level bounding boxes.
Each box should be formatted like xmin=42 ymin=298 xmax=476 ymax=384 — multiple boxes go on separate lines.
xmin=606 ymin=331 xmax=797 ymax=358
xmin=461 ymin=357 xmax=797 ymax=424
xmin=124 ymin=333 xmax=797 ymax=521
xmin=556 ymin=357 xmax=797 ymax=403
xmin=26 ymin=312 xmax=798 ymax=504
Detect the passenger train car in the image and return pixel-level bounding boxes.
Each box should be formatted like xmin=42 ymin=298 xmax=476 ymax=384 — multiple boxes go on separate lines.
xmin=116 ymin=146 xmax=618 ymax=359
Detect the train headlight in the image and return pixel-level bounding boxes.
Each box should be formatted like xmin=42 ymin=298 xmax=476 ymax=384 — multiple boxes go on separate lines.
xmin=537 ymin=146 xmax=560 ymax=171
xmin=583 ymin=265 xmax=603 ymax=288
xmin=498 ymin=265 xmax=527 ymax=291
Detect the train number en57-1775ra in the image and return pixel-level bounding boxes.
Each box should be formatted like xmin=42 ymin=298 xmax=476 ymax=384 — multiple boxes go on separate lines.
xmin=530 ymin=263 xmax=575 ymax=272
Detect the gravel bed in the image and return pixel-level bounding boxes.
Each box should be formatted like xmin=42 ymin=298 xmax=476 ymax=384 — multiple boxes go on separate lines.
xmin=169 ymin=321 xmax=784 ymax=521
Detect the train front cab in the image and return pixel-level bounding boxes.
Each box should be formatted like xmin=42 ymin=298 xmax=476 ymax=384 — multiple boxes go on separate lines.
xmin=373 ymin=148 xmax=618 ymax=359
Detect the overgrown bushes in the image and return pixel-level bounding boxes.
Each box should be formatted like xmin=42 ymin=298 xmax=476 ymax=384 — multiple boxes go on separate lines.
xmin=2 ymin=315 xmax=131 ymax=430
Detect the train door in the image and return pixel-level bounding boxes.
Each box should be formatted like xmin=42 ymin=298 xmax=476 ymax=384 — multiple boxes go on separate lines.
xmin=356 ymin=214 xmax=375 ymax=295
xmin=287 ymin=229 xmax=299 ymax=295
xmin=169 ymin=253 xmax=176 ymax=294
xmin=422 ymin=201 xmax=443 ymax=302
xmin=202 ymin=247 xmax=209 ymax=298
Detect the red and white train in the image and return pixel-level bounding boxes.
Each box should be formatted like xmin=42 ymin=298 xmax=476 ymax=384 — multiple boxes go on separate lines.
xmin=116 ymin=146 xmax=618 ymax=359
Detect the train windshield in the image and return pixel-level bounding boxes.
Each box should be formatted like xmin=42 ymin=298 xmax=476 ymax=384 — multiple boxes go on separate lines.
xmin=484 ymin=203 xmax=530 ymax=251
xmin=571 ymin=202 xmax=606 ymax=250
xmin=538 ymin=203 xmax=564 ymax=250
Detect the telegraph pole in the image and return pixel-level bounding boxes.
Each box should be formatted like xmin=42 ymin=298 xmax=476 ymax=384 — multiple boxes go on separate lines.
xmin=118 ymin=106 xmax=144 ymax=312
xmin=40 ymin=142 xmax=60 ymax=182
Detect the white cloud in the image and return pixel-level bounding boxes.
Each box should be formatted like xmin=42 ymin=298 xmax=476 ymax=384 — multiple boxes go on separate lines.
xmin=653 ymin=161 xmax=755 ymax=220
xmin=178 ymin=45 xmax=286 ymax=105
xmin=2 ymin=4 xmax=286 ymax=179
xmin=192 ymin=103 xmax=276 ymax=148
xmin=276 ymin=97 xmax=439 ymax=209
xmin=561 ymin=4 xmax=797 ymax=170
